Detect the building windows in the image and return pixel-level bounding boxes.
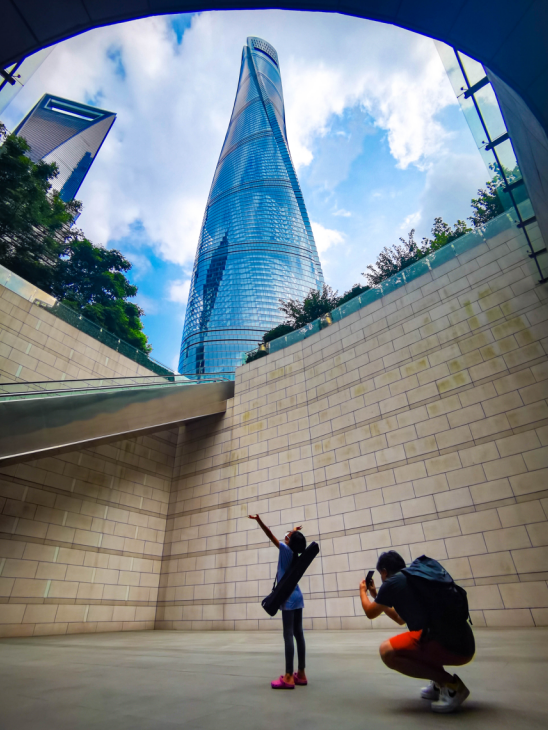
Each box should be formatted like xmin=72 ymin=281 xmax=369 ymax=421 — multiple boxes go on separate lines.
xmin=179 ymin=37 xmax=323 ymax=377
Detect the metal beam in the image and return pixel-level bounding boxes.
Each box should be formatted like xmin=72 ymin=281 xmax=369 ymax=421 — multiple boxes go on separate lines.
xmin=0 ymin=379 xmax=234 ymax=464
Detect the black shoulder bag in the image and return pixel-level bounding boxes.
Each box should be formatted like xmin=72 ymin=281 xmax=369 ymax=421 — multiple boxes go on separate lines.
xmin=262 ymin=541 xmax=320 ymax=617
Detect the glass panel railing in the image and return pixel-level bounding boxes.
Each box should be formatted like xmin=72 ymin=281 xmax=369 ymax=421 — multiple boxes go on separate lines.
xmin=0 ymin=373 xmax=231 ymax=401
xmin=268 ymin=319 xmax=321 ymax=354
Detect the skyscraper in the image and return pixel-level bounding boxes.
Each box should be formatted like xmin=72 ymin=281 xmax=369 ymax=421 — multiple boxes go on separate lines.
xmin=13 ymin=94 xmax=115 ymax=202
xmin=179 ymin=37 xmax=324 ymax=377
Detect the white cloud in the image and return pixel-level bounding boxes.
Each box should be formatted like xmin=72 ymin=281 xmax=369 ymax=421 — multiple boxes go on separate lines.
xmin=311 ymin=221 xmax=345 ymax=273
xmin=311 ymin=221 xmax=345 ymax=255
xmin=168 ymin=279 xmax=191 ymax=305
xmin=3 ymin=10 xmax=460 ymax=273
xmin=400 ymin=210 xmax=422 ymax=232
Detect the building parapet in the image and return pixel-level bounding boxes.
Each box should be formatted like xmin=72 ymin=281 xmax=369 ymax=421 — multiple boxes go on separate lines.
xmin=0 ymin=263 xmax=173 ymax=376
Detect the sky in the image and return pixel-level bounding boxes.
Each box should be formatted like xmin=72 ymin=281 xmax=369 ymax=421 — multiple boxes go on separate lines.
xmin=1 ymin=10 xmax=490 ymax=371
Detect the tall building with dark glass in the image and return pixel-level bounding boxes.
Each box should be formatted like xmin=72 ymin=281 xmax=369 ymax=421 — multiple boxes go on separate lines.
xmin=13 ymin=94 xmax=116 ymax=202
xmin=179 ymin=37 xmax=324 ymax=377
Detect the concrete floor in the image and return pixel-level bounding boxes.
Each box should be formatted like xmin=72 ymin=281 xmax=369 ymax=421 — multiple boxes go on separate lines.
xmin=0 ymin=629 xmax=547 ymax=729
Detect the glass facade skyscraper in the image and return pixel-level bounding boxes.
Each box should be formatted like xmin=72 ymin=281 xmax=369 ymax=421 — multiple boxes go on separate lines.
xmin=13 ymin=94 xmax=115 ymax=202
xmin=179 ymin=37 xmax=324 ymax=377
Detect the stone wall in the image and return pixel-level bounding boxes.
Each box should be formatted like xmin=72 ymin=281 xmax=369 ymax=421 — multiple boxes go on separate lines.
xmin=157 ymin=220 xmax=548 ymax=631
xmin=0 ymin=279 xmax=156 ymax=383
xmin=2 ymin=218 xmax=548 ymax=638
xmin=0 ymin=428 xmax=176 ymax=637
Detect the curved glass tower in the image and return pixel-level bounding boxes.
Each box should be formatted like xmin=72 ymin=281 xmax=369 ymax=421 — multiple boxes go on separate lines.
xmin=179 ymin=37 xmax=324 ymax=377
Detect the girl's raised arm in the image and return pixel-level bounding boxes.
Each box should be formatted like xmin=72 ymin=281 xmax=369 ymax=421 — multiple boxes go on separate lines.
xmin=248 ymin=514 xmax=279 ymax=548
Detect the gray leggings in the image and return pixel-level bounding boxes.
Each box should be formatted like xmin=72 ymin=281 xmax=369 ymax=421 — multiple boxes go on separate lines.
xmin=282 ymin=608 xmax=305 ymax=675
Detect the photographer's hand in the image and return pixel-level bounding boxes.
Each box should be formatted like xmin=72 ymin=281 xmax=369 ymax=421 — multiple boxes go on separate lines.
xmin=360 ymin=580 xmax=384 ymax=619
xmin=368 ymin=578 xmax=378 ymax=599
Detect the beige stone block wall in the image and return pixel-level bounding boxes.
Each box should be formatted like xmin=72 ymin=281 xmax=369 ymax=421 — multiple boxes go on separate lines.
xmin=0 ymin=282 xmax=158 ymax=383
xmin=0 ymin=428 xmax=176 ymax=637
xmin=157 ymin=221 xmax=548 ymax=631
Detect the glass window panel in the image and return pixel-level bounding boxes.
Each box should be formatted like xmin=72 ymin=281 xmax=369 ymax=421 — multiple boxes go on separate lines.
xmin=457 ymin=51 xmax=486 ymax=87
xmin=516 ymin=197 xmax=534 ymax=221
xmin=492 ymin=139 xmax=520 ymax=182
xmin=508 ymin=182 xmax=529 ymax=210
xmin=458 ymin=94 xmax=488 ymax=149
xmin=477 ymin=145 xmax=502 ymax=180
xmin=434 ymin=41 xmax=468 ymax=98
xmin=474 ymin=84 xmax=507 ymax=142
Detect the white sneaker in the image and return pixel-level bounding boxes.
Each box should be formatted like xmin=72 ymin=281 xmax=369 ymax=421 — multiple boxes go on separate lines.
xmin=420 ymin=681 xmax=440 ymax=701
xmin=431 ymin=676 xmax=470 ymax=713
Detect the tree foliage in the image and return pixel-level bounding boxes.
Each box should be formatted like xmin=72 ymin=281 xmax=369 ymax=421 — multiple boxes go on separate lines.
xmin=246 ymin=283 xmax=371 ymax=362
xmin=337 ymin=283 xmax=370 ymax=307
xmin=262 ymin=323 xmax=295 ymax=344
xmin=421 ymin=217 xmax=471 ymax=253
xmin=469 ymin=180 xmax=504 ymax=228
xmin=366 ymin=181 xmax=505 ymax=288
xmin=53 ymin=238 xmax=151 ymax=352
xmin=0 ymin=124 xmax=79 ymax=291
xmin=364 ymin=229 xmax=423 ymax=287
xmin=0 ymin=123 xmax=151 ymax=353
xmin=279 ymin=284 xmax=341 ymax=330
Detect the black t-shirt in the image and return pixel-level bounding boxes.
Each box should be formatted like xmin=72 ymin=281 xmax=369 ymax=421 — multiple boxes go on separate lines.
xmin=376 ymin=572 xmax=427 ymax=631
xmin=376 ymin=572 xmax=475 ymax=656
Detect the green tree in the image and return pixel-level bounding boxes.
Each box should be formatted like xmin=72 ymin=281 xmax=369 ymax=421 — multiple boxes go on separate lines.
xmin=245 ymin=348 xmax=268 ymax=364
xmin=279 ymin=283 xmax=340 ymax=329
xmin=247 ymin=281 xmax=371 ymax=361
xmin=0 ymin=123 xmax=151 ymax=353
xmin=469 ymin=181 xmax=504 ymax=228
xmin=0 ymin=123 xmax=77 ymax=290
xmin=52 ymin=237 xmax=151 ymax=353
xmin=363 ymin=229 xmax=423 ymax=287
xmin=263 ymin=323 xmax=294 ymax=344
xmin=337 ymin=283 xmax=370 ymax=306
xmin=421 ymin=217 xmax=471 ymax=254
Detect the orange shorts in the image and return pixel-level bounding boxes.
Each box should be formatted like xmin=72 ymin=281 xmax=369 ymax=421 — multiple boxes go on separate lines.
xmin=389 ymin=630 xmax=474 ymax=669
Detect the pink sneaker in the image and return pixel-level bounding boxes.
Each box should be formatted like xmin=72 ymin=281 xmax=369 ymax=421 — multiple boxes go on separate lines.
xmin=271 ymin=676 xmax=295 ymax=689
xmin=293 ymin=673 xmax=308 ymax=686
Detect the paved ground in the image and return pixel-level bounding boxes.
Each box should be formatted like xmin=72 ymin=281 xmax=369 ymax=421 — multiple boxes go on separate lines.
xmin=0 ymin=629 xmax=547 ymax=729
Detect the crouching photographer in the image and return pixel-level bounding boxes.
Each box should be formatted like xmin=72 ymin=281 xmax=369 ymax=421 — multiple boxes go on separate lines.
xmin=359 ymin=550 xmax=475 ymax=714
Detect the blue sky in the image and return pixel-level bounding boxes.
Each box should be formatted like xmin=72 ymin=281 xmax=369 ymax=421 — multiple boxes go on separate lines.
xmin=2 ymin=11 xmax=488 ymax=371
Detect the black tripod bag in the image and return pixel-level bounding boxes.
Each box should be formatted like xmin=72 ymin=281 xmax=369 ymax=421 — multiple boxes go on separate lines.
xmin=261 ymin=541 xmax=320 ymax=617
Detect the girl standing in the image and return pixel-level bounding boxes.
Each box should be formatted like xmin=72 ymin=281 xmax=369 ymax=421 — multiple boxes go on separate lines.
xmin=248 ymin=514 xmax=308 ymax=689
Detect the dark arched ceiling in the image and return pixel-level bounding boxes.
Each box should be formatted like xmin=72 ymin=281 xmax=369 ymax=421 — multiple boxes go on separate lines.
xmin=3 ymin=1 xmax=548 ymax=133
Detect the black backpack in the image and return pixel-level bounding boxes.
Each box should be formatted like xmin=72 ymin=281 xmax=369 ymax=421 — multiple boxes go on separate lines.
xmin=402 ymin=555 xmax=471 ymax=636
xmin=262 ymin=542 xmax=320 ymax=617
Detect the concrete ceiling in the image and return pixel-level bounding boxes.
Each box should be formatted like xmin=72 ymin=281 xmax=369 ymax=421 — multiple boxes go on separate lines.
xmin=2 ymin=1 xmax=548 ymax=135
